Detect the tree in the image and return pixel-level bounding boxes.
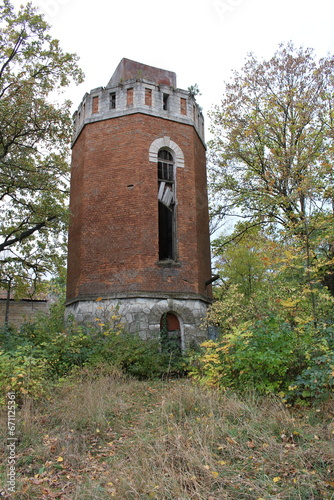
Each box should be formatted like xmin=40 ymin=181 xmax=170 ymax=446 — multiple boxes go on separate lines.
xmin=0 ymin=0 xmax=83 ymax=295
xmin=209 ymin=42 xmax=334 ymax=297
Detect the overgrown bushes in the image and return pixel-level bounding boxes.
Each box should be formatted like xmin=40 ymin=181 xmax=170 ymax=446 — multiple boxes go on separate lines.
xmin=2 ymin=293 xmax=333 ymax=406
xmin=188 ymin=316 xmax=334 ymax=403
xmin=0 ymin=302 xmax=181 ymax=403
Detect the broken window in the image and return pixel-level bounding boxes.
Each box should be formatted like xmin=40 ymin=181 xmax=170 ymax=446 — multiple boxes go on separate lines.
xmin=158 ymin=149 xmax=175 ymax=261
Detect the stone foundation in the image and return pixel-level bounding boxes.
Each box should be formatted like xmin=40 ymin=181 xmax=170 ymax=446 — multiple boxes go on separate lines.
xmin=65 ymin=294 xmax=209 ymax=350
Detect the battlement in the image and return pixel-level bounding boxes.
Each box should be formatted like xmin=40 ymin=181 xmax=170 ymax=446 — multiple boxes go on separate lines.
xmin=72 ymin=59 xmax=205 ymax=145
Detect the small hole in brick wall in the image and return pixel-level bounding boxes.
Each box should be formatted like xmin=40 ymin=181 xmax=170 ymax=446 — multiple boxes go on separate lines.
xmin=127 ymin=184 xmax=134 ymax=189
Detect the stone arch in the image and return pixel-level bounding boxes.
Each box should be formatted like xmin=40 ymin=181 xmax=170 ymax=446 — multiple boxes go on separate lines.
xmin=149 ymin=136 xmax=184 ymax=168
xmin=148 ymin=299 xmax=197 ymax=325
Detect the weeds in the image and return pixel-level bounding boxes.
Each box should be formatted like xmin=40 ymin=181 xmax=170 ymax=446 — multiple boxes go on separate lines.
xmin=0 ymin=373 xmax=333 ymax=499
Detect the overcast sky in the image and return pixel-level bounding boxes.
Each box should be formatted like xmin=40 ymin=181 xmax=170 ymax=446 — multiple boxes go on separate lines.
xmin=11 ymin=0 xmax=334 ymax=134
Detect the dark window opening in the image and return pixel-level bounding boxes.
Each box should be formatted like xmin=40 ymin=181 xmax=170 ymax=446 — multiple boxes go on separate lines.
xmin=110 ymin=92 xmax=116 ymax=109
xmin=163 ymin=93 xmax=169 ymax=110
xmin=158 ymin=149 xmax=175 ymax=261
xmin=159 ymin=203 xmax=174 ymax=260
xmin=160 ymin=312 xmax=182 ymax=354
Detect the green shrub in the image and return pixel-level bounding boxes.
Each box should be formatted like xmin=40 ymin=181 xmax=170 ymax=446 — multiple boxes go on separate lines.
xmin=188 ymin=316 xmax=333 ymax=401
xmin=0 ymin=302 xmax=182 ymax=382
xmin=0 ymin=346 xmax=49 ymax=404
xmin=88 ymin=329 xmax=175 ymax=379
xmin=286 ymin=353 xmax=334 ymax=402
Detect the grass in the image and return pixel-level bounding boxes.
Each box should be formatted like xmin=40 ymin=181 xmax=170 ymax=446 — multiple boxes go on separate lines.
xmin=0 ymin=367 xmax=333 ymax=499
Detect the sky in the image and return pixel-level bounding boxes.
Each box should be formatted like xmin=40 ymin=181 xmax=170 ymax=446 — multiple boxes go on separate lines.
xmin=10 ymin=0 xmax=334 ymax=138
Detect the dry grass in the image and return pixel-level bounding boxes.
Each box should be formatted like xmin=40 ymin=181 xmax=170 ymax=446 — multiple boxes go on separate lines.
xmin=0 ymin=370 xmax=333 ymax=499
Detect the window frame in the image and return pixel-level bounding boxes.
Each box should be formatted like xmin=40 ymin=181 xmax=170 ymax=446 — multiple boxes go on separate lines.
xmin=158 ymin=148 xmax=176 ymax=261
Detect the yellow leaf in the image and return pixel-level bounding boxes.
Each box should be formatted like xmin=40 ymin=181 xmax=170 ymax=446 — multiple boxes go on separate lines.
xmin=218 ymin=460 xmax=227 ymax=465
xmin=280 ymin=298 xmax=299 ymax=308
xmin=107 ymin=482 xmax=114 ymax=486
xmin=56 ymin=456 xmax=64 ymax=462
xmin=273 ymin=476 xmax=281 ymax=483
xmin=96 ymin=297 xmax=103 ymax=302
xmin=203 ymin=465 xmax=210 ymax=470
xmin=211 ymin=471 xmax=219 ymax=477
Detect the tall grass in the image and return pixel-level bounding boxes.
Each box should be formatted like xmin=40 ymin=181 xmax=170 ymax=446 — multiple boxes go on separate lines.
xmin=0 ymin=370 xmax=333 ymax=499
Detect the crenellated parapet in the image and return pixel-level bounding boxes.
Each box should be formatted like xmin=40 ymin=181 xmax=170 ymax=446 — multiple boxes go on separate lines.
xmin=72 ymin=59 xmax=205 ymax=145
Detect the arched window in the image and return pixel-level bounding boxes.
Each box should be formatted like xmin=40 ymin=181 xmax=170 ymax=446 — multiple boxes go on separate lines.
xmin=160 ymin=312 xmax=182 ymax=354
xmin=158 ymin=149 xmax=175 ymax=260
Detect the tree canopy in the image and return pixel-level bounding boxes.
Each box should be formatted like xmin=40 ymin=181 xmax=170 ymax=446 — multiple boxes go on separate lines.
xmin=209 ymin=42 xmax=334 ymax=296
xmin=0 ymin=0 xmax=83 ymax=295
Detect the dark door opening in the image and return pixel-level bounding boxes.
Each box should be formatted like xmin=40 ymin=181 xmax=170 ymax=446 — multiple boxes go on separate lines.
xmin=160 ymin=312 xmax=182 ymax=354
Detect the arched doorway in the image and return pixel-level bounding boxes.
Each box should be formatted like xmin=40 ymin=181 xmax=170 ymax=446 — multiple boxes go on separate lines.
xmin=160 ymin=312 xmax=182 ymax=354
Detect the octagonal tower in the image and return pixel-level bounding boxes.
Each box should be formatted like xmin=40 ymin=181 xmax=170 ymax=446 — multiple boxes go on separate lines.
xmin=65 ymin=59 xmax=212 ymax=348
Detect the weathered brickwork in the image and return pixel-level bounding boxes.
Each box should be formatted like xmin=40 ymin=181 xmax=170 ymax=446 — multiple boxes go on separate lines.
xmin=66 ymin=59 xmax=212 ymax=346
xmin=0 ymin=300 xmax=48 ymax=328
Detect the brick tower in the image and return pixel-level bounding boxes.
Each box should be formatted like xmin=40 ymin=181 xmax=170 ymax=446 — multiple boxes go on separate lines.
xmin=65 ymin=59 xmax=212 ymax=348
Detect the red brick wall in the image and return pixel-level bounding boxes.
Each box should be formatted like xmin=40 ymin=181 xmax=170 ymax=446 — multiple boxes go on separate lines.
xmin=66 ymin=113 xmax=211 ymax=302
xmin=92 ymin=96 xmax=99 ymax=114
